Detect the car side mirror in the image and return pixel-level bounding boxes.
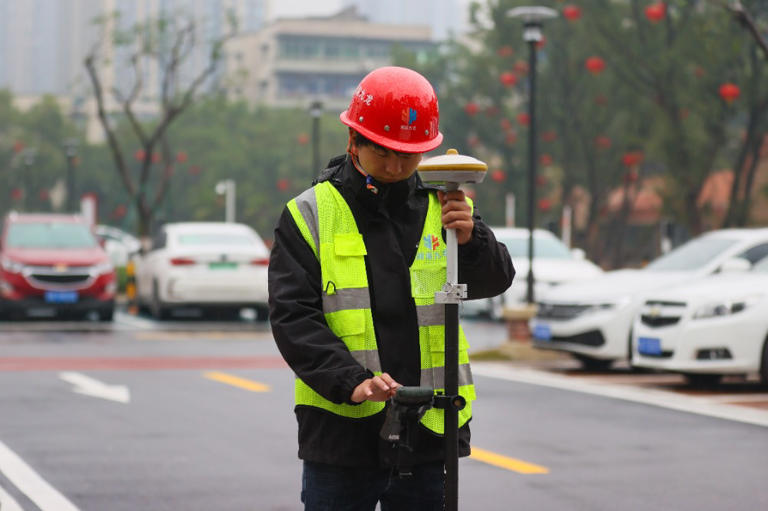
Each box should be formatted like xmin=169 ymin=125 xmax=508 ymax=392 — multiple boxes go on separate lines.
xmin=571 ymin=248 xmax=586 ymax=260
xmin=718 ymin=257 xmax=751 ymax=273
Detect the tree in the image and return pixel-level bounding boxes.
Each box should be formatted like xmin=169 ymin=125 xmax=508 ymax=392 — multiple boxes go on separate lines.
xmin=83 ymin=9 xmax=237 ymax=237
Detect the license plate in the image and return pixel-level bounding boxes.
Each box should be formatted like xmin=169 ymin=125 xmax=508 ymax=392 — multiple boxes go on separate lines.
xmin=638 ymin=336 xmax=662 ymax=356
xmin=44 ymin=290 xmax=79 ymax=303
xmin=532 ymin=323 xmax=552 ymax=341
xmin=208 ymin=262 xmax=238 ymax=270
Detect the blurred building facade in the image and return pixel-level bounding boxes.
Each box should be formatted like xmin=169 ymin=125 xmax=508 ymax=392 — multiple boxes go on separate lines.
xmin=225 ymin=6 xmax=434 ymax=111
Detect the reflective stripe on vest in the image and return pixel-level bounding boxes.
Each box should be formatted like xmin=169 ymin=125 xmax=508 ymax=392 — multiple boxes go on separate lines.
xmin=286 ymin=181 xmax=476 ymax=433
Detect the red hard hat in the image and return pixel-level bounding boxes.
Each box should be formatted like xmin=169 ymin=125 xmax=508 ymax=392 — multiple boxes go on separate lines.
xmin=340 ymin=66 xmax=443 ymax=154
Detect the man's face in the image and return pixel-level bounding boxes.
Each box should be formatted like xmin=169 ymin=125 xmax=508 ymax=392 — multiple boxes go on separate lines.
xmin=356 ymin=138 xmax=423 ymax=184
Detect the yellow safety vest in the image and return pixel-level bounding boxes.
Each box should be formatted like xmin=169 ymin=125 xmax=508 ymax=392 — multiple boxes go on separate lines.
xmin=286 ymin=181 xmax=475 ymax=434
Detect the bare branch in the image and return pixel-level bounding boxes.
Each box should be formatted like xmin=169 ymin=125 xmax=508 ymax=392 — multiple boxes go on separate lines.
xmin=721 ymin=0 xmax=768 ymax=59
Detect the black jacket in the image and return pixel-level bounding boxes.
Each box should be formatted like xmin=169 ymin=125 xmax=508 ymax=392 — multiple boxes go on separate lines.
xmin=268 ymin=155 xmax=514 ymax=468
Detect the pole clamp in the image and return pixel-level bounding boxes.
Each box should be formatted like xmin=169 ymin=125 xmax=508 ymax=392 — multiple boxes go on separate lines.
xmin=435 ymin=283 xmax=467 ymax=304
xmin=433 ymin=392 xmax=466 ymax=412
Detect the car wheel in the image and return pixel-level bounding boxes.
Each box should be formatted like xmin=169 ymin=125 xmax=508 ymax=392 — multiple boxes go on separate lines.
xmin=573 ymin=354 xmax=613 ymax=372
xmin=151 ymin=281 xmax=170 ymax=320
xmin=760 ymin=338 xmax=768 ymax=386
xmin=684 ymin=373 xmax=721 ymax=388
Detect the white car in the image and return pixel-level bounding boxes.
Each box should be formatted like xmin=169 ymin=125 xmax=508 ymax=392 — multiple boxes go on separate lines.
xmin=134 ymin=222 xmax=270 ymax=320
xmin=530 ymin=228 xmax=768 ymax=370
xmin=632 ymin=257 xmax=768 ymax=386
xmin=462 ymin=227 xmax=603 ymax=319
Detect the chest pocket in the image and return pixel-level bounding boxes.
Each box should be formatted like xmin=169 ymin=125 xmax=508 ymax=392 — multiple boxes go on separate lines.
xmin=320 ymin=232 xmax=368 ymax=293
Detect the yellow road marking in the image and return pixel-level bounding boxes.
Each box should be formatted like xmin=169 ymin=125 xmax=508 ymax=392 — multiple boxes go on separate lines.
xmin=203 ymin=371 xmax=271 ymax=392
xmin=470 ymin=447 xmax=549 ymax=474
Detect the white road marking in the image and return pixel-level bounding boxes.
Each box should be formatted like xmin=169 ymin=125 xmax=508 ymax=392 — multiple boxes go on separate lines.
xmin=0 ymin=483 xmax=24 ymax=511
xmin=59 ymin=372 xmax=131 ymax=404
xmin=0 ymin=440 xmax=80 ymax=511
xmin=472 ymin=362 xmax=768 ymax=428
xmin=113 ymin=311 xmax=156 ymax=331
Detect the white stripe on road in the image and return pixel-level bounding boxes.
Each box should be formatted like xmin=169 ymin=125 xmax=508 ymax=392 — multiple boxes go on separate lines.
xmin=472 ymin=362 xmax=768 ymax=428
xmin=0 ymin=484 xmax=24 ymax=511
xmin=0 ymin=440 xmax=80 ymax=511
xmin=113 ymin=311 xmax=157 ymax=331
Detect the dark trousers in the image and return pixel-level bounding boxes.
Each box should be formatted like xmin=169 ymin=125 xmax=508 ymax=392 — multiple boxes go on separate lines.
xmin=301 ymin=460 xmax=445 ymax=511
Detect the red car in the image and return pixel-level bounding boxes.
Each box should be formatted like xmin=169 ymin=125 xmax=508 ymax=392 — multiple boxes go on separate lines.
xmin=0 ymin=213 xmax=116 ymax=320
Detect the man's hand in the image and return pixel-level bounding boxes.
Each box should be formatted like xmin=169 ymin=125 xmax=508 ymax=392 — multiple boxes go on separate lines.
xmin=437 ymin=190 xmax=474 ymax=245
xmin=351 ymin=373 xmax=401 ymax=403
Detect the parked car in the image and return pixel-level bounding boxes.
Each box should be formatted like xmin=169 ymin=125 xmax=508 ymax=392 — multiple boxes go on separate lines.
xmin=94 ymin=225 xmax=141 ymax=267
xmin=134 ymin=222 xmax=270 ymax=320
xmin=530 ymin=228 xmax=768 ymax=370
xmin=0 ymin=212 xmax=116 ymax=320
xmin=632 ymin=256 xmax=768 ymax=386
xmin=462 ymin=227 xmax=603 ymax=319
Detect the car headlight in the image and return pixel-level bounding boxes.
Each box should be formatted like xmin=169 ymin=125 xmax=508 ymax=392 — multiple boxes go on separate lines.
xmin=0 ymin=257 xmax=25 ymax=274
xmin=90 ymin=262 xmax=114 ymax=276
xmin=692 ymin=295 xmax=762 ymax=319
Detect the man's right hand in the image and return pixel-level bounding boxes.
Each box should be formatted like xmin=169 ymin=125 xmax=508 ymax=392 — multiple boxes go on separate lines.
xmin=350 ymin=373 xmax=400 ymax=403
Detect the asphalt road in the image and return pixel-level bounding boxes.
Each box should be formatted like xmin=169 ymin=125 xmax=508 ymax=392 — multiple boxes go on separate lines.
xmin=1 ymin=312 xmax=767 ymax=510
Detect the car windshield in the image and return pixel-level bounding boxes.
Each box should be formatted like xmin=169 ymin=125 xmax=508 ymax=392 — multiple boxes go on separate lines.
xmin=752 ymin=257 xmax=768 ymax=273
xmin=6 ymin=222 xmax=97 ymax=249
xmin=176 ymin=232 xmax=258 ymax=246
xmin=497 ymin=235 xmax=572 ymax=259
xmin=645 ymin=236 xmax=738 ymax=271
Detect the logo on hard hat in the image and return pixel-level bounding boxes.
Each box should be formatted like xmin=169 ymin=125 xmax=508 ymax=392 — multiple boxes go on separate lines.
xmin=402 ymin=108 xmax=418 ymax=126
xmin=423 ymin=234 xmax=440 ymax=251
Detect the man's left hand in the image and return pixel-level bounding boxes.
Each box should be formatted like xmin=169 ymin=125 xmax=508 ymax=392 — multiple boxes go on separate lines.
xmin=437 ymin=190 xmax=474 ymax=245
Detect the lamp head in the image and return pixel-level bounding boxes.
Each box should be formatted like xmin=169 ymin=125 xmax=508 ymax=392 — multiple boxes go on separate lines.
xmin=507 ymin=6 xmax=558 ymax=42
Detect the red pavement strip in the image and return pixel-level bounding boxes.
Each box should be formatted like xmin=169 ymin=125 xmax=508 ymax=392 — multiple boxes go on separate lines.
xmin=0 ymin=356 xmax=288 ymax=372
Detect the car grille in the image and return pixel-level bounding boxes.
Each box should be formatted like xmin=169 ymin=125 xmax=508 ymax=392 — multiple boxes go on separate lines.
xmin=640 ymin=300 xmax=686 ymax=328
xmin=26 ymin=267 xmax=92 ymax=290
xmin=536 ymin=303 xmax=592 ymax=320
xmin=546 ymin=330 xmax=605 ymax=347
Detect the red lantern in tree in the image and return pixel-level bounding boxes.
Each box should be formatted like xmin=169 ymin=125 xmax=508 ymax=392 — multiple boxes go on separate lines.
xmin=536 ymin=175 xmax=548 ymax=187
xmin=500 ymin=118 xmax=513 ymax=131
xmin=176 ymin=151 xmax=188 ymax=164
xmin=11 ymin=188 xmax=23 ymax=201
xmin=719 ymin=83 xmax=740 ymax=104
xmin=505 ymin=132 xmax=518 ymax=145
xmin=537 ymin=198 xmax=553 ymax=212
xmin=540 ymin=154 xmax=553 ymax=166
xmin=694 ymin=66 xmax=705 ymax=78
xmin=595 ymin=135 xmax=612 ymax=149
xmin=188 ymin=165 xmax=201 ymax=176
xmin=645 ymin=2 xmax=666 ymax=23
xmin=517 ymin=112 xmax=530 ymax=127
xmin=499 ymin=72 xmax=518 ymax=87
xmin=485 ymin=105 xmax=500 ymax=117
xmin=467 ymin=135 xmax=480 ymax=148
xmin=624 ymin=169 xmax=639 ymax=183
xmin=464 ymin=102 xmax=479 ymax=116
xmin=112 ymin=205 xmax=127 ymax=219
xmin=563 ymin=5 xmax=582 ymax=21
xmin=541 ymin=130 xmax=557 ymax=142
xmin=13 ymin=141 xmax=25 ymax=154
xmin=277 ymin=178 xmax=290 ymax=191
xmin=594 ymin=94 xmax=608 ymax=106
xmin=497 ymin=45 xmax=514 ymax=58
xmin=621 ymin=151 xmax=644 ymax=168
xmin=134 ymin=149 xmax=146 ymax=162
xmin=151 ymin=152 xmax=161 ymax=164
xmin=491 ymin=169 xmax=506 ymax=182
xmin=513 ymin=60 xmax=529 ymax=75
xmin=297 ymin=133 xmax=309 ymax=145
xmin=585 ymin=56 xmax=606 ymax=75
xmin=536 ymin=36 xmax=546 ymax=49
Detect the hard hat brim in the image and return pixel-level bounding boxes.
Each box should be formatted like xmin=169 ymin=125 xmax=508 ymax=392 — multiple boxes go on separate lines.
xmin=340 ymin=110 xmax=444 ymax=154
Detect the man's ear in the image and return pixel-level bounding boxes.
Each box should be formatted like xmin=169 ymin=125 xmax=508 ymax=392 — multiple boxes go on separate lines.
xmin=346 ymin=129 xmax=357 ymax=156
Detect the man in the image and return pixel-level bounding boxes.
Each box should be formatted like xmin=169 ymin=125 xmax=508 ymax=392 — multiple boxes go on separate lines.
xmin=268 ymin=66 xmax=514 ymax=510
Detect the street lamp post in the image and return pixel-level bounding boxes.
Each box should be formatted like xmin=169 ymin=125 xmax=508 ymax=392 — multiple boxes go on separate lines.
xmin=309 ymin=100 xmax=323 ymax=179
xmin=63 ymin=138 xmax=78 ymax=212
xmin=507 ymin=6 xmax=558 ymax=305
xmin=215 ymin=179 xmax=236 ymax=223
